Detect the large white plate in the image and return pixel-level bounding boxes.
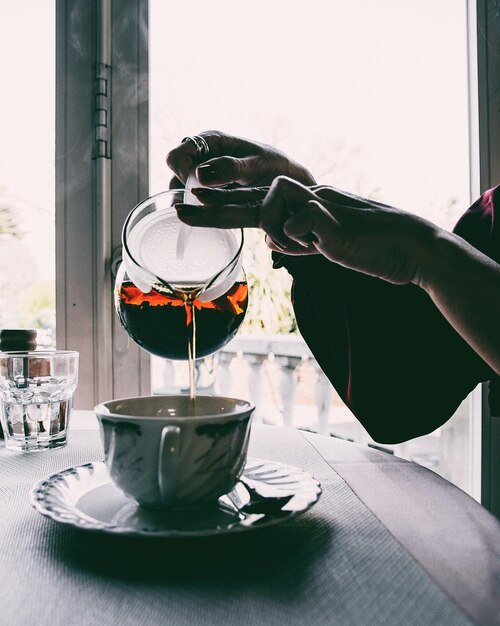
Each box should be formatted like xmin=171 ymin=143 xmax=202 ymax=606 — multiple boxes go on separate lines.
xmin=30 ymin=458 xmax=321 ymax=538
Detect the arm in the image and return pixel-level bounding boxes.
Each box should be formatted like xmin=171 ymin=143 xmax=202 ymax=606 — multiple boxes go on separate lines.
xmin=417 ymin=230 xmax=500 ymax=375
xmin=175 ymin=169 xmax=498 ymax=441
xmin=177 ymin=172 xmax=500 ymax=373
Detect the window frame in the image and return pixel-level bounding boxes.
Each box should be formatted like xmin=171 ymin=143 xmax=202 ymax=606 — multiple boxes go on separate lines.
xmin=473 ymin=0 xmax=500 ymax=516
xmin=56 ymin=0 xmax=149 ymax=408
xmin=56 ymin=0 xmax=500 ymax=515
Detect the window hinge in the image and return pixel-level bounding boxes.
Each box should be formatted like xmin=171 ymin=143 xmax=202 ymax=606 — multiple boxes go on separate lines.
xmin=93 ymin=62 xmax=111 ymax=159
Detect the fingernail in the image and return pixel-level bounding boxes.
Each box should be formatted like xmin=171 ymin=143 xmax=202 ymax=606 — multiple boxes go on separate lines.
xmin=196 ymin=164 xmax=217 ymax=180
xmin=274 ymin=243 xmax=287 ymax=251
xmin=192 ymin=187 xmax=213 ymax=197
xmin=301 ymin=232 xmax=319 ymax=245
xmin=175 ymin=203 xmax=197 ymax=215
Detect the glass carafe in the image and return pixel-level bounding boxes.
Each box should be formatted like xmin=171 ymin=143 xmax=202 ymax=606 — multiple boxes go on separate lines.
xmin=115 ymin=189 xmax=248 ymax=361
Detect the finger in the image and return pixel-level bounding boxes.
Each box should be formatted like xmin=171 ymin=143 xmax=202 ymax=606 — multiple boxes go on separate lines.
xmin=264 ymin=233 xmax=287 ymax=252
xmin=166 ymin=130 xmax=229 ymax=184
xmin=258 ymin=176 xmax=317 ymax=248
xmin=263 ymin=176 xmax=317 ymax=217
xmin=166 ymin=145 xmax=199 ymax=185
xmin=259 ymin=190 xmax=292 ymax=249
xmin=169 ymin=175 xmax=184 ymax=190
xmin=264 ymin=234 xmax=318 ymax=256
xmin=284 ymin=200 xmax=342 ymax=251
xmin=175 ymin=203 xmax=260 ymax=228
xmin=166 ymin=131 xmax=250 ymax=185
xmin=191 ymin=186 xmax=268 ymax=205
xmin=195 ymin=155 xmax=265 ymax=187
xmin=284 ymin=211 xmax=316 ymax=241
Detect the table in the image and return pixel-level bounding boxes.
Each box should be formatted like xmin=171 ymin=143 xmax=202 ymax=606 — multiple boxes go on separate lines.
xmin=0 ymin=410 xmax=499 ymax=626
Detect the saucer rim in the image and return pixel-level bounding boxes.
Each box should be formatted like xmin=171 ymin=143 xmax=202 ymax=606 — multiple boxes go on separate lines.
xmin=30 ymin=457 xmax=322 ymax=539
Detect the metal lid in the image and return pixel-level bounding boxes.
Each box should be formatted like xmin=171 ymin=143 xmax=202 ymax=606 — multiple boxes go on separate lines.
xmin=0 ymin=329 xmax=37 ymax=352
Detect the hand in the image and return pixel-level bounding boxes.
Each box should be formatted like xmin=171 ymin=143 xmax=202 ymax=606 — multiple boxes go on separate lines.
xmin=175 ymin=183 xmax=317 ymax=255
xmin=175 ymin=180 xmax=338 ymax=255
xmin=176 ymin=176 xmax=439 ymax=285
xmin=273 ymin=177 xmax=438 ymax=285
xmin=166 ymin=130 xmax=316 ymax=188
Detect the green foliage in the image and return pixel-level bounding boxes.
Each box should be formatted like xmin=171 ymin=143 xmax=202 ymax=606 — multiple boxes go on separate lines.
xmin=19 ymin=281 xmax=55 ymax=330
xmin=241 ymin=230 xmax=297 ymax=335
xmin=0 ymin=204 xmax=21 ymax=239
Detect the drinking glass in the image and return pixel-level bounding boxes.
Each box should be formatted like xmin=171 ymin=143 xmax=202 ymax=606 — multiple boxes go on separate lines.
xmin=0 ymin=351 xmax=79 ymax=451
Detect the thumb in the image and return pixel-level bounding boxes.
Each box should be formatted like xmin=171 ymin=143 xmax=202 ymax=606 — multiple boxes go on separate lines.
xmin=259 ymin=176 xmax=318 ymax=237
xmin=284 ymin=199 xmax=342 ymax=249
xmin=265 ymin=175 xmax=318 ymax=211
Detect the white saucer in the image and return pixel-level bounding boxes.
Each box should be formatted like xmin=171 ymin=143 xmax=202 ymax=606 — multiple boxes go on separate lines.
xmin=30 ymin=458 xmax=321 ymax=538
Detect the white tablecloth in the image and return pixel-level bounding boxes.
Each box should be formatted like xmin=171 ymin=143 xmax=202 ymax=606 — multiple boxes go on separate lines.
xmin=0 ymin=411 xmax=499 ymax=625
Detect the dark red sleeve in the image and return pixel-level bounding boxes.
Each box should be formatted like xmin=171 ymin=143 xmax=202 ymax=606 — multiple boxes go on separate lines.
xmin=274 ymin=186 xmax=499 ymax=443
xmin=452 ymin=185 xmax=500 ymax=263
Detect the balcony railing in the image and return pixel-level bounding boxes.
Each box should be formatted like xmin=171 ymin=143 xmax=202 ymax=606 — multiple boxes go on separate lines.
xmin=153 ymin=334 xmax=342 ymax=435
xmin=152 ymin=333 xmax=474 ymax=496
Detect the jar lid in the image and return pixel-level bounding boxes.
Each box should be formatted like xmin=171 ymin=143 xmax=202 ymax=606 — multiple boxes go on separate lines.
xmin=0 ymin=329 xmax=37 ymax=352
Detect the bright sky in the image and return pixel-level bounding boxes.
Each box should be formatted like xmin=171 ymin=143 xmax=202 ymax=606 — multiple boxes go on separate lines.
xmin=151 ymin=0 xmax=470 ymax=227
xmin=0 ymin=0 xmax=55 ymax=283
xmin=0 ymin=0 xmax=470 ymax=294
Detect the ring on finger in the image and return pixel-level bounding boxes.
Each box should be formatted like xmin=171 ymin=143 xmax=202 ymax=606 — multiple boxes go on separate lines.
xmin=181 ymin=135 xmax=210 ymax=162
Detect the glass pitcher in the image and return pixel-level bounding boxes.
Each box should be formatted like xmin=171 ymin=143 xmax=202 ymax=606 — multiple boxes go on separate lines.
xmin=114 ymin=189 xmax=248 ymax=361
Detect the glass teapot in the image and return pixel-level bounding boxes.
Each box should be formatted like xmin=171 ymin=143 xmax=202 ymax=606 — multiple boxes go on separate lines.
xmin=114 ymin=188 xmax=248 ymax=361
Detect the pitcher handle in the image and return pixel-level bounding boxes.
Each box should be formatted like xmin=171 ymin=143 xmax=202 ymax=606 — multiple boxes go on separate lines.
xmin=158 ymin=425 xmax=181 ymax=507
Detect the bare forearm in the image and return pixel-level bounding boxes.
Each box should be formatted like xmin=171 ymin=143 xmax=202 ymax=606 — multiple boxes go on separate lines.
xmin=417 ymin=228 xmax=500 ymax=375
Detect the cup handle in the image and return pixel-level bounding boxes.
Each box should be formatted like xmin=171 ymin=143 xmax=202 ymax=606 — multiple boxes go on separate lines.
xmin=158 ymin=425 xmax=181 ymax=507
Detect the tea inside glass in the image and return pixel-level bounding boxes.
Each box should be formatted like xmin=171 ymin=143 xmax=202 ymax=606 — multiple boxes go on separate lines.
xmin=115 ymin=189 xmax=248 ymax=395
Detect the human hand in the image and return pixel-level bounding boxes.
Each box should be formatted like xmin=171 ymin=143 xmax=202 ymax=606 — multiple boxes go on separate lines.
xmin=176 ymin=176 xmax=439 ymax=284
xmin=166 ymin=130 xmax=316 ymax=188
xmin=273 ymin=177 xmax=438 ymax=285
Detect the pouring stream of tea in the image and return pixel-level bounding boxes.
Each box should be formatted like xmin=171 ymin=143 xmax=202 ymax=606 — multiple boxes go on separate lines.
xmin=178 ymin=286 xmax=198 ymax=402
xmin=179 ymin=177 xmax=198 ymax=402
xmin=122 ymin=179 xmax=243 ymax=403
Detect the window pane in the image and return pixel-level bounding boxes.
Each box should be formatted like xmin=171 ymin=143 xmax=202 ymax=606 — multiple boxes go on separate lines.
xmin=149 ymin=0 xmax=476 ymax=495
xmin=0 ymin=1 xmax=55 ymax=348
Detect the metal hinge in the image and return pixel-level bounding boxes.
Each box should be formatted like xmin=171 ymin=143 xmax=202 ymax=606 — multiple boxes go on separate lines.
xmin=111 ymin=247 xmax=122 ymax=279
xmin=93 ymin=62 xmax=112 ymax=159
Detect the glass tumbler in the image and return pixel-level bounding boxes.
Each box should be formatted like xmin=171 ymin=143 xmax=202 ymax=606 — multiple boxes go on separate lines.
xmin=0 ymin=350 xmax=79 ymax=451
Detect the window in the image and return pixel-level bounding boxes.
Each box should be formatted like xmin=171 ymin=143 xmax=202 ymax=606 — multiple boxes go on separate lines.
xmin=57 ymin=0 xmax=500 ymax=512
xmin=149 ymin=0 xmax=477 ymax=496
xmin=0 ymin=1 xmax=55 ymax=348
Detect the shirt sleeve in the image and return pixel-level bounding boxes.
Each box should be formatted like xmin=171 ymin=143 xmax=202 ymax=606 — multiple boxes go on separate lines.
xmin=273 ymin=186 xmax=499 ymax=443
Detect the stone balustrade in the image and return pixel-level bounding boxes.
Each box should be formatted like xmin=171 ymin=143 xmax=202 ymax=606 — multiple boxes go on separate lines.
xmin=154 ymin=333 xmax=335 ymax=435
xmin=217 ymin=334 xmax=333 ymax=431
xmin=153 ymin=333 xmax=473 ymax=496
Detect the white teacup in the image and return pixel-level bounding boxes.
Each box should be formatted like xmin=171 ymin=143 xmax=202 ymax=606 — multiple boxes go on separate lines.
xmin=94 ymin=395 xmax=254 ymax=510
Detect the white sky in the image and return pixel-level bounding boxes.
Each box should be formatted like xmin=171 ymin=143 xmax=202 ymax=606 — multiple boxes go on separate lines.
xmin=150 ymin=0 xmax=470 ymax=226
xmin=0 ymin=0 xmax=55 ymax=284
xmin=0 ymin=0 xmax=470 ymax=294
xmin=0 ymin=2 xmax=55 ymax=205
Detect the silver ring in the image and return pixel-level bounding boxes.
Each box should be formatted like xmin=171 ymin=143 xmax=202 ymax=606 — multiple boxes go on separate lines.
xmin=181 ymin=135 xmax=210 ymax=162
